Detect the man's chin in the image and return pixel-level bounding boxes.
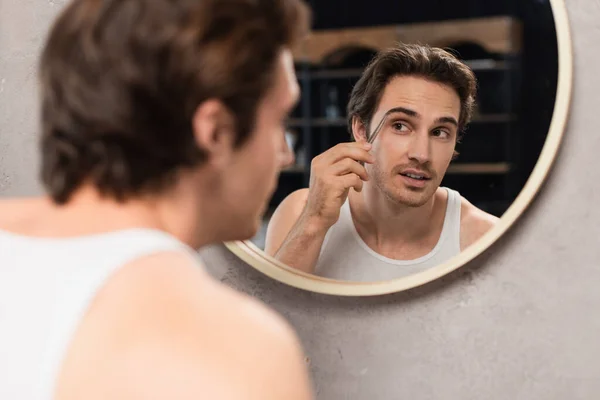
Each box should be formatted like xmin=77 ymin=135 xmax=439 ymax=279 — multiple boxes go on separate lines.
xmin=387 ymin=188 xmax=435 ymax=208
xmin=392 ymin=197 xmax=427 ymax=208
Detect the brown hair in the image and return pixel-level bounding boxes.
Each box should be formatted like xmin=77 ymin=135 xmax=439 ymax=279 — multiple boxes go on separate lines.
xmin=347 ymin=43 xmax=477 ymax=140
xmin=39 ymin=0 xmax=310 ymax=204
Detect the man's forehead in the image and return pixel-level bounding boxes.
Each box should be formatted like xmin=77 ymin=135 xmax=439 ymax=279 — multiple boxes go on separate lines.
xmin=374 ymin=76 xmax=461 ymax=119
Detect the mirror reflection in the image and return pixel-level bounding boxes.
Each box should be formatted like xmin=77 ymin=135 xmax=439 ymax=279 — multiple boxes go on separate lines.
xmin=250 ymin=0 xmax=558 ymax=282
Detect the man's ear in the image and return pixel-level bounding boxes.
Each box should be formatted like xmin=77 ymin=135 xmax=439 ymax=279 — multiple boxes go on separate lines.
xmin=452 ymin=133 xmax=462 ymax=160
xmin=191 ymin=99 xmax=236 ymax=168
xmin=351 ymin=115 xmax=369 ymax=143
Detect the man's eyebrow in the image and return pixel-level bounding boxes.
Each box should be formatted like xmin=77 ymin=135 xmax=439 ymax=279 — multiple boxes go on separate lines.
xmin=435 ymin=116 xmax=459 ymax=127
xmin=384 ymin=106 xmax=419 ymax=118
xmin=385 ymin=107 xmax=458 ymax=127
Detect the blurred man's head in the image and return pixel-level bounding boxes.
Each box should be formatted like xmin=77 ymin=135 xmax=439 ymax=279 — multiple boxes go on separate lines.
xmin=38 ymin=0 xmax=310 ymax=240
xmin=347 ymin=44 xmax=477 ymax=207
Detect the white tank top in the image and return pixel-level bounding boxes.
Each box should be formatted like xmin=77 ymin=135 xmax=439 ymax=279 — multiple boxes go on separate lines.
xmin=0 ymin=228 xmax=200 ymax=400
xmin=313 ymin=187 xmax=462 ymax=281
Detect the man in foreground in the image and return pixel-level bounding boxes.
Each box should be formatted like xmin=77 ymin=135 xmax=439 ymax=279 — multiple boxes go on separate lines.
xmin=265 ymin=44 xmax=499 ymax=281
xmin=0 ymin=0 xmax=314 ymax=399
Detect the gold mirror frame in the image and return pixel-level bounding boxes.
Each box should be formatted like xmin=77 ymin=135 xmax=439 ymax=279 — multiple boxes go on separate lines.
xmin=224 ymin=0 xmax=573 ymax=297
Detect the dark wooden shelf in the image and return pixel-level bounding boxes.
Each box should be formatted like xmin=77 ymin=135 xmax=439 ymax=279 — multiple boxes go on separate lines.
xmin=292 ymin=17 xmax=522 ymax=64
xmin=447 ymin=162 xmax=510 ymax=174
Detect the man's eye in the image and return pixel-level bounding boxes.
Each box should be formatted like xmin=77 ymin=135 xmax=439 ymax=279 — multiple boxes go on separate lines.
xmin=392 ymin=122 xmax=409 ymax=132
xmin=433 ymin=129 xmax=449 ymax=138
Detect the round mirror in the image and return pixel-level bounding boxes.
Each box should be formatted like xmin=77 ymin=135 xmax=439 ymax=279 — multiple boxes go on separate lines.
xmin=226 ymin=0 xmax=572 ymax=296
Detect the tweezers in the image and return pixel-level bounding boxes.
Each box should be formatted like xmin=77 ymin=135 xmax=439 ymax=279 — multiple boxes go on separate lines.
xmin=359 ymin=109 xmax=395 ymax=166
xmin=366 ymin=109 xmax=394 ymax=144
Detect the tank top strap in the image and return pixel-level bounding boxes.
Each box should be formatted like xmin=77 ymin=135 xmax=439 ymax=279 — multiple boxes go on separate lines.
xmin=441 ymin=187 xmax=462 ymax=253
xmin=36 ymin=228 xmax=201 ymax=399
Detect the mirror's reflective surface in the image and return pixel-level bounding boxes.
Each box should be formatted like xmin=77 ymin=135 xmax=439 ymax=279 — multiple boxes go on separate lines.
xmin=249 ymin=0 xmax=559 ymax=282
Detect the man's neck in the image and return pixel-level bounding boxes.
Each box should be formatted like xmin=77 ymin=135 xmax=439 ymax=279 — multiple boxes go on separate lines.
xmin=348 ymin=184 xmax=446 ymax=248
xmin=14 ymin=180 xmax=225 ymax=249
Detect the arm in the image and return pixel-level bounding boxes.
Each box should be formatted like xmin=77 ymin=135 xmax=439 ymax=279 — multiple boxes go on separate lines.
xmin=265 ymin=142 xmax=374 ymax=274
xmin=54 ymin=252 xmax=314 ymax=400
xmin=264 ymin=189 xmax=330 ymax=274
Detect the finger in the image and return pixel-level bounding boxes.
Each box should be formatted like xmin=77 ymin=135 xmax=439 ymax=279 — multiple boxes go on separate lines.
xmin=329 ymin=157 xmax=369 ymax=181
xmin=336 ymin=141 xmax=372 ymax=153
xmin=326 ymin=142 xmax=374 ymax=165
xmin=340 ymin=173 xmax=363 ymax=193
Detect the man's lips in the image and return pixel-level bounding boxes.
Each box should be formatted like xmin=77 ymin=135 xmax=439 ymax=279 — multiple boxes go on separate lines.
xmin=398 ymin=168 xmax=432 ymax=180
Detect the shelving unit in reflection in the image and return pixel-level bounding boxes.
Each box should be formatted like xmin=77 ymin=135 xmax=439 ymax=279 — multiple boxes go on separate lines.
xmin=271 ymin=16 xmax=523 ymax=218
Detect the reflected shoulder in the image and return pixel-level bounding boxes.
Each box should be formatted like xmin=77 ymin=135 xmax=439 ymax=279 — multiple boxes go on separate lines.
xmin=459 ymin=196 xmax=500 ymax=250
xmin=264 ymin=188 xmax=310 ymax=254
xmin=281 ymin=188 xmax=310 ymax=211
xmin=55 ymin=251 xmax=313 ymax=400
xmin=270 ymin=188 xmax=310 ymax=221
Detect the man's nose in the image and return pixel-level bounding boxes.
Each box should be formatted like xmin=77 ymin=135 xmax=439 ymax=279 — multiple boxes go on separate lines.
xmin=407 ymin=131 xmax=431 ymax=164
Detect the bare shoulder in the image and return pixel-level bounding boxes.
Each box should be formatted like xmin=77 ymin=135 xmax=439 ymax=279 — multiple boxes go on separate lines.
xmin=264 ymin=188 xmax=310 ymax=255
xmin=459 ymin=196 xmax=500 ymax=251
xmin=0 ymin=197 xmax=45 ymax=227
xmin=273 ymin=188 xmax=310 ymax=219
xmin=55 ymin=251 xmax=313 ymax=400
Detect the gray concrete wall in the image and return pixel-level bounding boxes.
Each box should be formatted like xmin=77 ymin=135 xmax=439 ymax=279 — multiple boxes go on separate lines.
xmin=1 ymin=0 xmax=598 ymax=399
xmin=0 ymin=0 xmax=66 ymax=196
xmin=202 ymin=2 xmax=600 ymax=398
